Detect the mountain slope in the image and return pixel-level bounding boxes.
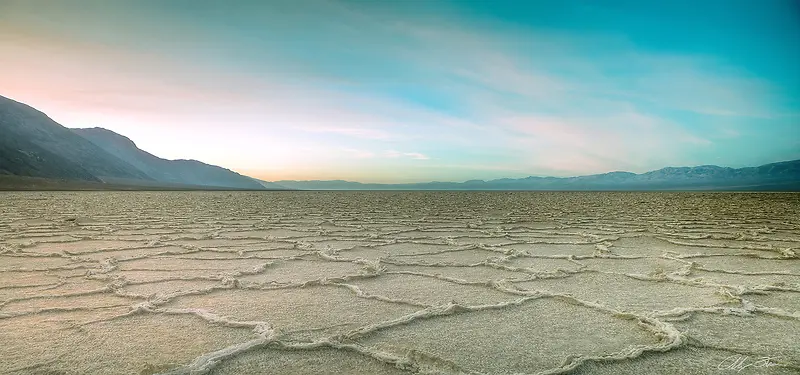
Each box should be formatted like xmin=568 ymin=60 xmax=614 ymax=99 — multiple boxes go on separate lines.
xmin=0 ymin=94 xmax=267 ymax=189
xmin=72 ymin=127 xmax=265 ymax=189
xmin=0 ymin=95 xmax=152 ymax=181
xmin=254 ymin=179 xmax=289 ymax=190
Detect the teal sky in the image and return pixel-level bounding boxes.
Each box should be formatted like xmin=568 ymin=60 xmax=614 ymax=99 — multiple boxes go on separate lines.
xmin=1 ymin=0 xmax=798 ymax=183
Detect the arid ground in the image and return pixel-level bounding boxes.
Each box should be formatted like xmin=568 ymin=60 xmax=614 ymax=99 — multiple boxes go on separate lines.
xmin=0 ymin=191 xmax=798 ymax=374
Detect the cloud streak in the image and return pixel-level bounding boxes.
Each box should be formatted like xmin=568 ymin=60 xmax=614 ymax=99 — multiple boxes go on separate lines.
xmin=383 ymin=150 xmax=430 ymax=160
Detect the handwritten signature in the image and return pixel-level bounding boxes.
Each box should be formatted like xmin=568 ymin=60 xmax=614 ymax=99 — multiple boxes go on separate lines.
xmin=717 ymin=355 xmax=779 ymax=372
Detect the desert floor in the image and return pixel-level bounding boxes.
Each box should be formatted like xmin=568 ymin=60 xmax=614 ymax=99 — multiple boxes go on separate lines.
xmin=0 ymin=191 xmax=798 ymax=374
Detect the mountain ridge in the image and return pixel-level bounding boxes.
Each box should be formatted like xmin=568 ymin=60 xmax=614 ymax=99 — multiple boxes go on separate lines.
xmin=72 ymin=127 xmax=266 ymax=189
xmin=1 ymin=94 xmax=798 ymax=191
xmin=273 ymin=159 xmax=800 ymax=191
xmin=0 ymin=95 xmax=154 ymax=182
xmin=0 ymin=95 xmax=269 ymax=190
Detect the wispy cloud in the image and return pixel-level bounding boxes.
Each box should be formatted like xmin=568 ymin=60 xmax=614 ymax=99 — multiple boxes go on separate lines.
xmin=303 ymin=126 xmax=397 ymax=140
xmin=384 ymin=150 xmax=429 ymax=160
xmin=403 ymin=152 xmax=430 ymax=160
xmin=495 ymin=110 xmax=714 ymax=174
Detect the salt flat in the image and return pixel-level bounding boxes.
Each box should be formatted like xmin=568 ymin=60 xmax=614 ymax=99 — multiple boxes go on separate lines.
xmin=0 ymin=191 xmax=798 ymax=374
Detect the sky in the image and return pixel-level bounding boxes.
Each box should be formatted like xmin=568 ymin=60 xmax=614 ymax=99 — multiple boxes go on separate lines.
xmin=1 ymin=0 xmax=799 ymax=183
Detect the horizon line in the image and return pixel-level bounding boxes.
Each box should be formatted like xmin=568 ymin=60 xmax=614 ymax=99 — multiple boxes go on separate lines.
xmin=260 ymin=158 xmax=799 ymax=185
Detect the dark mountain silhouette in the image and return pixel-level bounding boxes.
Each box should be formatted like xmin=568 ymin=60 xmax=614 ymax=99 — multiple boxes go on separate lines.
xmin=0 ymin=95 xmax=152 ymax=182
xmin=0 ymin=95 xmax=267 ymax=189
xmin=72 ymin=127 xmax=265 ymax=189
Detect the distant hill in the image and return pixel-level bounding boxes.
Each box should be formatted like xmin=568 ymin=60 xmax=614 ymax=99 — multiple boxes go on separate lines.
xmin=73 ymin=127 xmax=265 ymax=189
xmin=253 ymin=179 xmax=289 ymax=190
xmin=275 ymin=160 xmax=800 ymax=191
xmin=0 ymin=95 xmax=267 ymax=190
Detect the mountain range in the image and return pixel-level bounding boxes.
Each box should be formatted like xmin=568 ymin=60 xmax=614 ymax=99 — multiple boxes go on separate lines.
xmin=274 ymin=160 xmax=800 ymax=191
xmin=1 ymin=94 xmax=798 ymax=191
xmin=0 ymin=95 xmax=273 ymax=190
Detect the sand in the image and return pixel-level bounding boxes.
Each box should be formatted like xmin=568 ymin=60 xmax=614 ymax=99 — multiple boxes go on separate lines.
xmin=0 ymin=191 xmax=797 ymax=374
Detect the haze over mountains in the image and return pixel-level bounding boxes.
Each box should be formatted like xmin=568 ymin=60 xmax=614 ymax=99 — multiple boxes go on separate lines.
xmin=71 ymin=127 xmax=275 ymax=189
xmin=274 ymin=160 xmax=800 ymax=191
xmin=1 ymin=94 xmax=798 ymax=191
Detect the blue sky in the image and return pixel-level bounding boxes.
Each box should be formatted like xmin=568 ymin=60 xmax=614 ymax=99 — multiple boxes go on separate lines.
xmin=1 ymin=0 xmax=798 ymax=182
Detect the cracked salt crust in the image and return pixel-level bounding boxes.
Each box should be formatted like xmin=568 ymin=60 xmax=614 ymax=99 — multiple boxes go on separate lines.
xmin=0 ymin=191 xmax=798 ymax=374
